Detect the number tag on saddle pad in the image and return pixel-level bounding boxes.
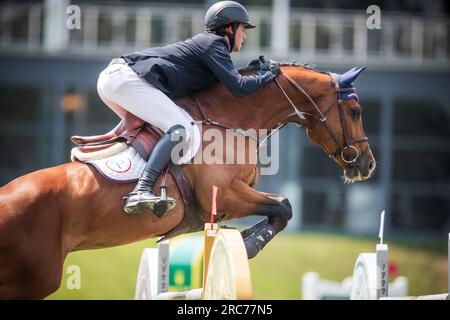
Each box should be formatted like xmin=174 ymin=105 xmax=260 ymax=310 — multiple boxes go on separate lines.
xmin=86 ymin=146 xmax=146 ymax=183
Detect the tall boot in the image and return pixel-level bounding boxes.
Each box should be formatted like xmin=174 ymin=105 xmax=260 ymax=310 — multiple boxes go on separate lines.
xmin=124 ymin=124 xmax=186 ymax=217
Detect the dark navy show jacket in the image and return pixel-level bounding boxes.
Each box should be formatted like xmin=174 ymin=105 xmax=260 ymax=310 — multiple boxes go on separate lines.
xmin=122 ymin=32 xmax=274 ymax=99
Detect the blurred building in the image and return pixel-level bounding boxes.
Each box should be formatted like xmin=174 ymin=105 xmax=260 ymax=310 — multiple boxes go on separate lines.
xmin=0 ymin=0 xmax=449 ymax=236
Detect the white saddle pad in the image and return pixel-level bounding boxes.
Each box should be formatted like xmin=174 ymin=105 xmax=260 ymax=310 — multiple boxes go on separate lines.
xmin=85 ymin=146 xmax=146 ymax=183
xmin=71 ymin=108 xmax=201 ymax=182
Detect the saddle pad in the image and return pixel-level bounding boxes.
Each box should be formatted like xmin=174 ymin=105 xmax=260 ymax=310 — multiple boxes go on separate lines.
xmin=86 ymin=146 xmax=146 ymax=183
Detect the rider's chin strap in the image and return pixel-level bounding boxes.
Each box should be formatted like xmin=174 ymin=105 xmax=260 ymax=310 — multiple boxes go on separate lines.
xmin=226 ymin=23 xmax=239 ymax=52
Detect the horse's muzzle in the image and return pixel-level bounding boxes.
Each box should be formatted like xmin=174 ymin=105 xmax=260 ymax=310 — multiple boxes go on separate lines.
xmin=344 ymin=151 xmax=376 ymax=181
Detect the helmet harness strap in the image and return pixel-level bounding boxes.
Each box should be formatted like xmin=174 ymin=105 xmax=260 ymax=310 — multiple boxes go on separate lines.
xmin=226 ymin=22 xmax=239 ymax=52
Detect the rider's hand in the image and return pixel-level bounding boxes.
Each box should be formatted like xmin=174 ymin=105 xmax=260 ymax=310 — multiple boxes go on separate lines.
xmin=247 ymin=58 xmax=261 ymax=68
xmin=269 ymin=63 xmax=281 ymax=77
xmin=259 ymin=55 xmax=280 ymax=77
xmin=260 ymin=61 xmax=280 ymax=77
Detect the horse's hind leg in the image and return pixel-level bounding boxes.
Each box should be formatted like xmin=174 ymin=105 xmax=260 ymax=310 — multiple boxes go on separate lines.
xmin=221 ymin=180 xmax=293 ymax=259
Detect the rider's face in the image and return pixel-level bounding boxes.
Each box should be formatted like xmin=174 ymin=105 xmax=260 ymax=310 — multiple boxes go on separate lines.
xmin=233 ymin=24 xmax=246 ymax=51
xmin=227 ymin=23 xmax=246 ymax=52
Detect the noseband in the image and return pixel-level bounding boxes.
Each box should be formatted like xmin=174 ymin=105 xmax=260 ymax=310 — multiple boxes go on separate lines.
xmin=274 ymin=71 xmax=369 ymax=165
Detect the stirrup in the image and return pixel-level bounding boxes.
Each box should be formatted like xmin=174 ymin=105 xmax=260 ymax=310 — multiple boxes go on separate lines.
xmin=152 ymin=198 xmax=176 ymax=217
xmin=123 ymin=191 xmax=151 ymax=215
xmin=123 ymin=188 xmax=176 ymax=217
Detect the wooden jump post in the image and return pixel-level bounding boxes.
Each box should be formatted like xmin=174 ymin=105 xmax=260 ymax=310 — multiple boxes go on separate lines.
xmin=134 ymin=186 xmax=253 ymax=300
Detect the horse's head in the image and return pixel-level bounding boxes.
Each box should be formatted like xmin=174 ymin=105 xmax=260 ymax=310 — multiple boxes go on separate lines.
xmin=304 ymin=67 xmax=376 ymax=182
xmin=278 ymin=65 xmax=376 ymax=182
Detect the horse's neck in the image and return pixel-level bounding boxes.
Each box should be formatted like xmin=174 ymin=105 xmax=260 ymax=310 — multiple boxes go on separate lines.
xmin=180 ymin=68 xmax=330 ymax=131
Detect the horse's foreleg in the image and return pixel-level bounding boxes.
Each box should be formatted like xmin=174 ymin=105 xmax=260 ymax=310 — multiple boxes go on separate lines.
xmin=221 ymin=180 xmax=293 ymax=258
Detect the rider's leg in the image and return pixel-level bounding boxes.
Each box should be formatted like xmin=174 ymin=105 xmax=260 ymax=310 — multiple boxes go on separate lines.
xmin=98 ymin=64 xmax=193 ymax=138
xmin=97 ymin=65 xmax=127 ymax=120
xmin=124 ymin=124 xmax=186 ymax=216
xmin=97 ymin=64 xmax=193 ymax=216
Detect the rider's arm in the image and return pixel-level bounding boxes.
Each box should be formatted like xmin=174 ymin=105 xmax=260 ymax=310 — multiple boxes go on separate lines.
xmin=203 ymin=39 xmax=275 ymax=97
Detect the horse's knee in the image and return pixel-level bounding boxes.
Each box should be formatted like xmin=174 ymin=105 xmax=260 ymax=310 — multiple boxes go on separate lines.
xmin=278 ymin=199 xmax=293 ymax=226
xmin=269 ymin=200 xmax=292 ymax=232
xmin=281 ymin=198 xmax=293 ymax=221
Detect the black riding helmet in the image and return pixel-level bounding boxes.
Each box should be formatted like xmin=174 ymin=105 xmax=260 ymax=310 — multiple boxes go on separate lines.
xmin=204 ymin=1 xmax=255 ymax=52
xmin=204 ymin=1 xmax=256 ymax=30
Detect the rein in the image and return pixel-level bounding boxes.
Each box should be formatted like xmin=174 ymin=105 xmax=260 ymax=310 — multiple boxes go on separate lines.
xmin=191 ymin=94 xmax=261 ymax=145
xmin=274 ymin=72 xmax=369 ymax=165
xmin=190 ymin=70 xmax=369 ymax=163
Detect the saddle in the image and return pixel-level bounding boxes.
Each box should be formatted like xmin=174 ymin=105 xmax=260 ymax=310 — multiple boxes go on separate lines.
xmin=70 ymin=112 xmax=205 ymax=241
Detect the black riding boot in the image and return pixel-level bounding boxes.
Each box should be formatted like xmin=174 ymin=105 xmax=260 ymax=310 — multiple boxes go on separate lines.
xmin=124 ymin=124 xmax=186 ymax=216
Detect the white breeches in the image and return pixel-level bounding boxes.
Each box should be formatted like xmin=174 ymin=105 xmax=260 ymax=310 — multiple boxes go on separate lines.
xmin=97 ymin=62 xmax=193 ymax=140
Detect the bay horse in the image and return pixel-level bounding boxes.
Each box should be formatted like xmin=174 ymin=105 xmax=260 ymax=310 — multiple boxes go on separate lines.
xmin=0 ymin=62 xmax=376 ymax=299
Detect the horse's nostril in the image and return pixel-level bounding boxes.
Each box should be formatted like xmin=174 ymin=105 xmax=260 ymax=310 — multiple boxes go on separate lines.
xmin=368 ymin=160 xmax=376 ymax=172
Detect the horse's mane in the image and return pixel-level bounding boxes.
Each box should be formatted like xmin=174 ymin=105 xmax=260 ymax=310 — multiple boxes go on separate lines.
xmin=184 ymin=59 xmax=332 ymax=123
xmin=188 ymin=60 xmax=331 ymax=106
xmin=238 ymin=60 xmax=329 ymax=75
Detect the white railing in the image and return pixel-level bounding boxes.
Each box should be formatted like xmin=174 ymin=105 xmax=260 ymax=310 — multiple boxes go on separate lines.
xmin=0 ymin=3 xmax=43 ymax=51
xmin=0 ymin=2 xmax=448 ymax=68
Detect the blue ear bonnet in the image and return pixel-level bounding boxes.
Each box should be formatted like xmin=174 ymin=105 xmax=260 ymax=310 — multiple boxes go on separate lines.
xmin=336 ymin=67 xmax=366 ymax=102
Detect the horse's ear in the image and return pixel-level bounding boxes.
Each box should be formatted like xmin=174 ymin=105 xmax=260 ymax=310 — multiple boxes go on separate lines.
xmin=340 ymin=66 xmax=367 ymax=86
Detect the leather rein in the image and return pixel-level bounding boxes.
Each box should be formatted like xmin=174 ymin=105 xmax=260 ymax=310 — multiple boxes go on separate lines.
xmin=275 ymin=72 xmax=369 ymax=165
xmin=191 ymin=70 xmax=369 ymax=165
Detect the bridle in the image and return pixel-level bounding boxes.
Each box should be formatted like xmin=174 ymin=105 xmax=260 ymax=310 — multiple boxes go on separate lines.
xmin=191 ymin=68 xmax=369 ymax=166
xmin=274 ymin=71 xmax=369 ymax=165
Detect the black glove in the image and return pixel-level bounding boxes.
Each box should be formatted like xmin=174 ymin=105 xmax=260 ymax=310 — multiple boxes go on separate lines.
xmin=269 ymin=63 xmax=281 ymax=77
xmin=258 ymin=55 xmax=280 ymax=77
xmin=246 ymin=58 xmax=262 ymax=68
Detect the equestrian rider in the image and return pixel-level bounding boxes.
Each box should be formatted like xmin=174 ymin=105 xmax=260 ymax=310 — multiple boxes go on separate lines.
xmin=96 ymin=1 xmax=280 ymax=217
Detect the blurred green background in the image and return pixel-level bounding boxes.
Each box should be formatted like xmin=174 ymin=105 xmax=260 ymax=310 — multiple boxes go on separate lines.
xmin=47 ymin=232 xmax=448 ymax=300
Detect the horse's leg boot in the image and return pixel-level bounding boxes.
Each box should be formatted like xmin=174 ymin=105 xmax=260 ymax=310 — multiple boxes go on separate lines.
xmin=242 ymin=222 xmax=275 ymax=259
xmin=240 ymin=217 xmax=268 ymax=239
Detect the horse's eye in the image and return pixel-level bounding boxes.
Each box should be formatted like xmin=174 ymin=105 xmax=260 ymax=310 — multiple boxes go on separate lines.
xmin=351 ymin=108 xmax=361 ymax=120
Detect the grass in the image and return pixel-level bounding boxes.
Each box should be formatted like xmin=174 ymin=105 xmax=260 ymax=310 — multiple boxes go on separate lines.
xmin=47 ymin=231 xmax=448 ymax=300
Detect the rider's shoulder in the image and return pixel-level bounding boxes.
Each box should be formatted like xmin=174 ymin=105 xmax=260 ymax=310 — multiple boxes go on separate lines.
xmin=192 ymin=32 xmax=228 ymax=51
